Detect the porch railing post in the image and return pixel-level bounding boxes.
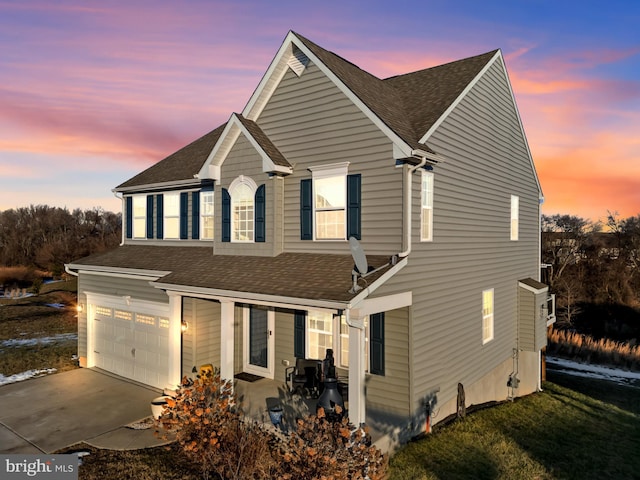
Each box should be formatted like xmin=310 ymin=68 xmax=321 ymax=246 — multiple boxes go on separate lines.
xmin=347 ymin=311 xmax=366 ymax=426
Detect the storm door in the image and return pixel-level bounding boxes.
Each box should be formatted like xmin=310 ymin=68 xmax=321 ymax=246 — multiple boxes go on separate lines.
xmin=243 ymin=306 xmax=274 ymax=378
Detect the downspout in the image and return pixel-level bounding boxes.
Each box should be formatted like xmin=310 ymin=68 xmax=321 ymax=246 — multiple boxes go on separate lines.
xmin=113 ymin=190 xmax=125 ymax=246
xmin=398 ymin=157 xmax=427 ymax=258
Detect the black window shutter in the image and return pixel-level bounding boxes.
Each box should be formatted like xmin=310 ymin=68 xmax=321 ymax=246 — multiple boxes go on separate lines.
xmin=300 ymin=179 xmax=313 ymax=240
xmin=191 ymin=191 xmax=200 ymax=239
xmin=221 ymin=188 xmax=231 ymax=242
xmin=347 ymin=174 xmax=361 ymax=240
xmin=255 ymin=184 xmax=266 ymax=242
xmin=125 ymin=197 xmax=133 ymax=239
xmin=370 ymin=312 xmax=385 ymax=375
xmin=156 ymin=194 xmax=164 ymax=239
xmin=294 ymin=311 xmax=306 ymax=358
xmin=180 ymin=192 xmax=188 ymax=239
xmin=146 ymin=195 xmax=154 ymax=239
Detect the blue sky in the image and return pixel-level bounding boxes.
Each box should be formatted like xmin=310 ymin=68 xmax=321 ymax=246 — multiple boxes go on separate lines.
xmin=0 ymin=0 xmax=638 ymax=221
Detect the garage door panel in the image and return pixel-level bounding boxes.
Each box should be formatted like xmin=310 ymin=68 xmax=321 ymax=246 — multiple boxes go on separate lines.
xmin=92 ymin=299 xmax=170 ymax=390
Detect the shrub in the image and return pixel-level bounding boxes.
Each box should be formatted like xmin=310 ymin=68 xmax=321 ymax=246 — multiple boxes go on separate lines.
xmin=273 ymin=406 xmax=388 ymax=479
xmin=156 ymin=370 xmax=275 ymax=479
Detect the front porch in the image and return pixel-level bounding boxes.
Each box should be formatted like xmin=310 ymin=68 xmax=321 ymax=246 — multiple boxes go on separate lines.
xmin=233 ymin=377 xmax=385 ymax=445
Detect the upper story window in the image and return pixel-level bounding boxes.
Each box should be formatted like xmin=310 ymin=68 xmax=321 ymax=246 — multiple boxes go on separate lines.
xmin=200 ymin=189 xmax=214 ymax=240
xmin=230 ymin=177 xmax=256 ymax=242
xmin=421 ymin=171 xmax=434 ymax=242
xmin=300 ymin=162 xmax=361 ymax=241
xmin=132 ymin=195 xmax=146 ymax=239
xmin=164 ymin=193 xmax=180 ymax=239
xmin=482 ymin=288 xmax=494 ymax=344
xmin=511 ymin=195 xmax=519 ymax=241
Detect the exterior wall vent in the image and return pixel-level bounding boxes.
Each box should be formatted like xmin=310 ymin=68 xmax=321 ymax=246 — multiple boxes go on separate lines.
xmin=288 ymin=47 xmax=310 ymax=77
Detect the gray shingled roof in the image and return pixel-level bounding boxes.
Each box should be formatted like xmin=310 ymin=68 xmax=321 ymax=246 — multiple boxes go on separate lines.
xmin=235 ymin=114 xmax=290 ymax=168
xmin=116 ymin=124 xmax=226 ymax=190
xmin=117 ymin=33 xmax=497 ymax=189
xmin=69 ymin=246 xmax=394 ymax=304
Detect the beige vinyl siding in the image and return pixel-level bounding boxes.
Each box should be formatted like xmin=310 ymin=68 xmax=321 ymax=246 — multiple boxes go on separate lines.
xmin=76 ymin=272 xmax=169 ymax=361
xmin=518 ymin=287 xmax=536 ymax=352
xmin=215 ymin=134 xmax=282 ymax=256
xmin=534 ymin=291 xmax=548 ymax=351
xmin=373 ymin=57 xmax=542 ymax=419
xmin=257 ymin=62 xmax=403 ymax=255
xmin=274 ymin=309 xmax=296 ymax=383
xmin=365 ymin=307 xmax=411 ymax=417
xmin=182 ymin=298 xmax=221 ymax=377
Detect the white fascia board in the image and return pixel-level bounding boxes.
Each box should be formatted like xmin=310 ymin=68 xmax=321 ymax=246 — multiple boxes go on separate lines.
xmin=242 ymin=31 xmax=297 ymax=120
xmin=348 ymin=256 xmax=409 ymax=307
xmin=349 ymin=291 xmax=412 ymax=319
xmin=420 ymin=50 xmax=501 ymax=144
xmin=242 ymin=32 xmax=413 ymax=157
xmin=114 ymin=179 xmax=201 ymax=194
xmin=419 ymin=49 xmax=542 ymax=196
xmin=68 ymin=264 xmax=170 ymax=280
xmin=198 ymin=118 xmax=241 ymax=181
xmin=152 ymin=282 xmax=348 ymax=312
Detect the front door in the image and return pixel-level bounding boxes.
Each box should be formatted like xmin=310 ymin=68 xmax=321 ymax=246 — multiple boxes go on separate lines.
xmin=243 ymin=306 xmax=274 ymax=378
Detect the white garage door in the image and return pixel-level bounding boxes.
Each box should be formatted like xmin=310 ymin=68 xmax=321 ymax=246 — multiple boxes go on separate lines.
xmin=89 ymin=297 xmax=170 ymax=389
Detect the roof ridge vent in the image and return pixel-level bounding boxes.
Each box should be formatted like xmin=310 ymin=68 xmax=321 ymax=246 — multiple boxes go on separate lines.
xmin=288 ymin=47 xmax=310 ymax=77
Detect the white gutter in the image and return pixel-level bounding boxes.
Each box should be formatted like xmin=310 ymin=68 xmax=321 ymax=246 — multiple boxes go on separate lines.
xmin=64 ymin=264 xmax=79 ymax=277
xmin=398 ymin=157 xmax=427 ymax=258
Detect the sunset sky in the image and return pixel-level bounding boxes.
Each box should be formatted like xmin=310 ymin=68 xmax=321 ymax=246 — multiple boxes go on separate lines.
xmin=0 ymin=1 xmax=638 ymax=222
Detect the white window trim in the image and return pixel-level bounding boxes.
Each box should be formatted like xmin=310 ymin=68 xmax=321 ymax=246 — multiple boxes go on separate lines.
xmin=200 ymin=190 xmax=214 ymax=241
xmin=163 ymin=192 xmax=180 ymax=240
xmin=229 ymin=175 xmax=257 ymax=243
xmin=482 ymin=288 xmax=495 ymax=345
xmin=510 ymin=195 xmax=519 ymax=241
xmin=132 ymin=195 xmax=146 ymax=239
xmin=421 ymin=171 xmax=434 ymax=242
xmin=309 ymin=162 xmax=350 ymax=241
xmin=339 ymin=314 xmax=370 ymax=372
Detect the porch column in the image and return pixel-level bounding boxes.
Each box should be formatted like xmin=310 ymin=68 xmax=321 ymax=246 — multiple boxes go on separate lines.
xmin=348 ymin=311 xmax=366 ymax=426
xmin=220 ymin=299 xmax=235 ymax=382
xmin=167 ymin=292 xmax=182 ymax=391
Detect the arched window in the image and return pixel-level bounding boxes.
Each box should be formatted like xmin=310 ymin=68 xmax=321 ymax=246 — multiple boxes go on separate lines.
xmin=229 ymin=176 xmax=257 ymax=242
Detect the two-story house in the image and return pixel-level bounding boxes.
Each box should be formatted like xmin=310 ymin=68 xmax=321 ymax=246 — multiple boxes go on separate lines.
xmin=66 ymin=31 xmax=553 ymax=447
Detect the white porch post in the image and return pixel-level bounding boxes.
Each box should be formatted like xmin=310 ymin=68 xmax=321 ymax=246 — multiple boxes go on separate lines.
xmin=167 ymin=292 xmax=182 ymax=390
xmin=348 ymin=311 xmax=366 ymax=427
xmin=220 ymin=299 xmax=235 ymax=383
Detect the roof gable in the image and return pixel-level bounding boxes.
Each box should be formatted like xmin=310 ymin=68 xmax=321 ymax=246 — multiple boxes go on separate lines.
xmin=197 ymin=113 xmax=292 ymax=181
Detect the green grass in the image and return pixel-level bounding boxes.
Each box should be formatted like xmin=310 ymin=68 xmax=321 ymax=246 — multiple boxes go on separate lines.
xmin=0 ymin=279 xmax=79 ymax=376
xmin=389 ymin=374 xmax=640 ymax=480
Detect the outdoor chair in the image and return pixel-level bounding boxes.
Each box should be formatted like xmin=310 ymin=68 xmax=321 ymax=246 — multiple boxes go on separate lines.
xmin=285 ymin=358 xmax=322 ymax=398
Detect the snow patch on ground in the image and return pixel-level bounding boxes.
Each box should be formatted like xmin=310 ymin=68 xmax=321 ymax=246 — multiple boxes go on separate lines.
xmin=0 ymin=368 xmax=57 ymax=386
xmin=0 ymin=333 xmax=77 ymax=349
xmin=44 ymin=303 xmax=65 ymax=309
xmin=547 ymin=356 xmax=640 ymax=386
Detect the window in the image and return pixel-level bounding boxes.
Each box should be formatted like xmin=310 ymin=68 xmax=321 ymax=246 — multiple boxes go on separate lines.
xmin=307 ymin=311 xmax=333 ymax=360
xmin=339 ymin=315 xmax=369 ymax=370
xmin=511 ymin=195 xmax=519 ymax=241
xmin=315 ymin=175 xmax=347 ymax=240
xmin=200 ymin=190 xmax=214 ymax=240
xmin=421 ymin=171 xmax=434 ymax=241
xmin=303 ymin=162 xmax=360 ymax=241
xmin=164 ymin=193 xmax=180 ymax=239
xmin=229 ymin=176 xmax=256 ymax=242
xmin=482 ymin=289 xmax=494 ymax=344
xmin=132 ymin=196 xmax=146 ymax=239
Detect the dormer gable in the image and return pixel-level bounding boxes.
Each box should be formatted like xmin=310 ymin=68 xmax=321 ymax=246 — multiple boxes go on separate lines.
xmin=197 ymin=113 xmax=292 ymax=181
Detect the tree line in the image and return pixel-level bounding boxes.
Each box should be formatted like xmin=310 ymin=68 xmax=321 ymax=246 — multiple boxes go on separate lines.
xmin=542 ymin=212 xmax=640 ymax=342
xmin=0 ymin=205 xmax=121 ymax=276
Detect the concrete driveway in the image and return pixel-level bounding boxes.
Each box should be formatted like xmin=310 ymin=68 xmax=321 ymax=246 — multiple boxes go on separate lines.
xmin=0 ymin=368 xmax=165 ymax=453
